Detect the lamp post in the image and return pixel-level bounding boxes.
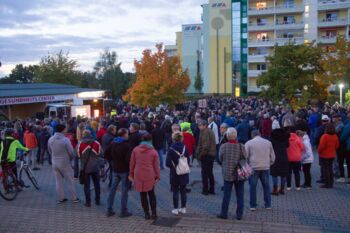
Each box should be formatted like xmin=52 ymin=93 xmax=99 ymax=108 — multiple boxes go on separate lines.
xmin=339 ymin=83 xmax=344 ymax=106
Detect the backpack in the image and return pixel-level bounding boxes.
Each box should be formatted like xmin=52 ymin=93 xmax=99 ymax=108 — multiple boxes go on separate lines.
xmin=170 ymin=146 xmax=190 ymax=175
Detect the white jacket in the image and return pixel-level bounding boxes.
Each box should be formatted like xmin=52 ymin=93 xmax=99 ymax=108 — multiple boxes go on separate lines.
xmin=301 ymin=135 xmax=314 ymax=164
xmin=208 ymin=121 xmax=219 ymax=145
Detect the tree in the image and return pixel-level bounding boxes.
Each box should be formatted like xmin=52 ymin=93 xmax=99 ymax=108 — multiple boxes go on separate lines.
xmin=94 ymin=49 xmax=135 ymax=98
xmin=257 ymin=42 xmax=324 ymax=106
xmin=318 ymin=35 xmax=350 ymax=89
xmin=0 ymin=64 xmax=38 ymax=84
xmin=123 ymin=44 xmax=190 ymax=107
xmin=35 ymin=50 xmax=83 ymax=86
xmin=346 ymin=90 xmax=350 ymax=106
xmin=194 ymin=74 xmax=203 ymax=94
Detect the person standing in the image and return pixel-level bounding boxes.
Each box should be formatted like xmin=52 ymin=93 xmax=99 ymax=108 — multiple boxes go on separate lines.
xmin=297 ymin=130 xmax=314 ymax=189
xmin=286 ymin=127 xmax=304 ymax=191
xmin=217 ymin=128 xmax=246 ymax=220
xmin=270 ymin=127 xmax=290 ymax=195
xmin=151 ymin=121 xmax=165 ymax=170
xmin=340 ymin=113 xmax=350 ymax=183
xmin=318 ymin=123 xmax=339 ymax=188
xmin=182 ymin=126 xmax=196 ymax=166
xmin=105 ymin=128 xmax=132 ymax=217
xmin=78 ymin=130 xmax=102 ymax=207
xmin=48 ymin=124 xmax=79 ymax=204
xmin=245 ymin=130 xmax=275 ymax=210
xmin=196 ymin=120 xmax=217 ymax=195
xmin=96 ymin=121 xmax=107 ymax=143
xmin=24 ymin=125 xmax=39 ymax=170
xmin=129 ymin=133 xmax=160 ymax=220
xmin=166 ymin=132 xmax=190 ymax=215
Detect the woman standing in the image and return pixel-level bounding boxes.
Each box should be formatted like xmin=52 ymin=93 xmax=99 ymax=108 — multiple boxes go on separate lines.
xmin=297 ymin=130 xmax=314 ymax=189
xmin=270 ymin=127 xmax=290 ymax=195
xmin=318 ymin=123 xmax=339 ymax=188
xmin=166 ymin=132 xmax=190 ymax=215
xmin=129 ymin=133 xmax=160 ymax=220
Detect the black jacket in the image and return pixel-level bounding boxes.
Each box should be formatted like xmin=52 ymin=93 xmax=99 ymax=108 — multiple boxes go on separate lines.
xmin=104 ymin=140 xmax=131 ymax=173
xmin=270 ymin=128 xmax=290 ymax=177
xmin=166 ymin=142 xmax=189 ymax=187
xmin=129 ymin=131 xmax=141 ymax=151
xmin=151 ymin=127 xmax=165 ymax=150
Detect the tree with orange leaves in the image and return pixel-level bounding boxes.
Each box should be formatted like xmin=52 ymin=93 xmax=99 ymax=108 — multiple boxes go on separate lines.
xmin=123 ymin=44 xmax=190 ymax=107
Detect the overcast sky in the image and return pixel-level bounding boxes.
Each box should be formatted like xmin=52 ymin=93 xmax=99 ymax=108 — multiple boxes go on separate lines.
xmin=0 ymin=0 xmax=205 ymax=77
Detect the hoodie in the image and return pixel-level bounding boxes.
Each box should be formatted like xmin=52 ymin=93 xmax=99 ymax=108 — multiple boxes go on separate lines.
xmin=48 ymin=132 xmax=75 ymax=167
xmin=301 ymin=135 xmax=314 ymax=164
xmin=287 ymin=133 xmax=304 ymax=162
xmin=104 ymin=137 xmax=131 ymax=173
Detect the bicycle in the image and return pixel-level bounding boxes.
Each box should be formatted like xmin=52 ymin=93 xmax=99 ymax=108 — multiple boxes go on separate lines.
xmin=18 ymin=152 xmax=40 ymax=190
xmin=99 ymin=159 xmax=111 ymax=187
xmin=0 ymin=163 xmax=20 ymax=201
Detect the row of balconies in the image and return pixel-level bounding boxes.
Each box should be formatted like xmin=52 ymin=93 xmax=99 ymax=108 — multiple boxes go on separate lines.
xmin=248 ymin=37 xmax=304 ymax=47
xmin=248 ymin=0 xmax=350 ymax=15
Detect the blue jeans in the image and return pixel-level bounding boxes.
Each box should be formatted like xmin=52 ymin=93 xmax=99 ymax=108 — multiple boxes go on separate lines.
xmin=272 ymin=176 xmax=286 ymax=188
xmin=107 ymin=172 xmax=129 ymax=213
xmin=73 ymin=154 xmax=79 ymax=178
xmin=84 ymin=172 xmax=100 ymax=204
xmin=249 ymin=170 xmax=271 ymax=208
xmin=172 ymin=185 xmax=187 ymax=208
xmin=157 ymin=149 xmax=164 ymax=169
xmin=220 ymin=180 xmax=245 ymax=219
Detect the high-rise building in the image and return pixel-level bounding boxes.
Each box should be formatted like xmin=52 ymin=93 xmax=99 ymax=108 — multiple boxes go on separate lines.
xmin=166 ymin=0 xmax=350 ymax=95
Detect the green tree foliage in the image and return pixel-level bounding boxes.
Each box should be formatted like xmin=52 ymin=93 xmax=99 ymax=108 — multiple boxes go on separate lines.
xmin=0 ymin=64 xmax=38 ymax=84
xmin=194 ymin=74 xmax=204 ymax=94
xmin=94 ymin=49 xmax=135 ymax=98
xmin=35 ymin=51 xmax=83 ymax=86
xmin=257 ymin=42 xmax=324 ymax=106
xmin=346 ymin=90 xmax=350 ymax=106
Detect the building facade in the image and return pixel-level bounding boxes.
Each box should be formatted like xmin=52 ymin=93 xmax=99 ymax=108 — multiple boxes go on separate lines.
xmin=166 ymin=0 xmax=350 ymax=95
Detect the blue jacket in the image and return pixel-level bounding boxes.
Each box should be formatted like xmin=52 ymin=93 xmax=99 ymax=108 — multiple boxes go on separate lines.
xmin=308 ymin=113 xmax=320 ymax=129
xmin=340 ymin=122 xmax=350 ymax=150
xmin=236 ymin=121 xmax=250 ymax=144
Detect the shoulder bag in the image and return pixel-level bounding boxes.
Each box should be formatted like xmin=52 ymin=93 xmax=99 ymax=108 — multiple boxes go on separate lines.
xmin=236 ymin=144 xmax=253 ymax=181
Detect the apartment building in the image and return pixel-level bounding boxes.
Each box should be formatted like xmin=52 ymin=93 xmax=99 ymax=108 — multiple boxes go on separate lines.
xmin=165 ymin=0 xmax=350 ymax=96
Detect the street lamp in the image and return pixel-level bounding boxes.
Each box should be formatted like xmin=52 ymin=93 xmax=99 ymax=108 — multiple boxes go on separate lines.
xmin=339 ymin=83 xmax=344 ymax=106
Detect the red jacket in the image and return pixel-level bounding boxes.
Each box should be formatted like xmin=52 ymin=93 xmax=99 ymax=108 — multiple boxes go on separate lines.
xmin=65 ymin=133 xmax=77 ymax=149
xmin=78 ymin=140 xmax=101 ymax=158
xmin=261 ymin=119 xmax=272 ymax=138
xmin=183 ymin=132 xmax=196 ymax=156
xmin=24 ymin=130 xmax=38 ymax=149
xmin=287 ymin=133 xmax=304 ymax=162
xmin=96 ymin=127 xmax=107 ymax=142
xmin=318 ymin=134 xmax=339 ymax=159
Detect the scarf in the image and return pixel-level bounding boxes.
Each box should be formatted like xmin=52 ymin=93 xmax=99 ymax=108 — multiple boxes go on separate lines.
xmin=228 ymin=139 xmax=238 ymax=144
xmin=140 ymin=141 xmax=154 ymax=148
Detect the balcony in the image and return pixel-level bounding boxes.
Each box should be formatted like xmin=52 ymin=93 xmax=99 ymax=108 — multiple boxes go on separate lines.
xmin=248 ymin=86 xmax=262 ymax=93
xmin=275 ymin=21 xmax=304 ymax=30
xmin=275 ymin=4 xmax=304 ymax=14
xmin=248 ymin=23 xmax=275 ymax=31
xmin=248 ymin=6 xmax=275 ymax=16
xmin=248 ymin=70 xmax=266 ymax=77
xmin=318 ymin=18 xmax=348 ymax=27
xmin=248 ymin=54 xmax=269 ymax=62
xmin=318 ymin=36 xmax=337 ymax=44
xmin=318 ymin=0 xmax=350 ymax=11
xmin=275 ymin=37 xmax=305 ymax=45
xmin=248 ymin=39 xmax=275 ymax=47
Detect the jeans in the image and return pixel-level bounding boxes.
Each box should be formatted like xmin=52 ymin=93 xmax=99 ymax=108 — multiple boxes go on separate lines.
xmin=310 ymin=128 xmax=317 ymax=147
xmin=201 ymin=155 xmax=215 ymax=193
xmin=73 ymin=154 xmax=79 ymax=178
xmin=287 ymin=162 xmax=301 ymax=188
xmin=27 ymin=147 xmax=38 ymax=169
xmin=140 ymin=188 xmax=157 ymax=215
xmin=272 ymin=176 xmax=286 ymax=189
xmin=322 ymin=158 xmax=334 ymax=187
xmin=39 ymin=147 xmax=48 ymax=164
xmin=249 ymin=170 xmax=271 ymax=208
xmin=220 ymin=180 xmax=244 ymax=219
xmin=107 ymin=172 xmax=129 ymax=213
xmin=157 ymin=149 xmax=164 ymax=169
xmin=172 ymin=185 xmax=187 ymax=209
xmin=84 ymin=172 xmax=100 ymax=204
xmin=302 ymin=163 xmax=312 ymax=187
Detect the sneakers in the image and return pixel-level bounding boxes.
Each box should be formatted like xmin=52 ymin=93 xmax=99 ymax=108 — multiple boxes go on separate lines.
xmin=216 ymin=214 xmax=228 ymax=219
xmin=250 ymin=208 xmax=257 ymax=211
xmin=286 ymin=187 xmax=292 ymax=191
xmin=265 ymin=207 xmax=272 ymax=210
xmin=336 ymin=177 xmax=346 ymax=183
xmin=73 ymin=198 xmax=80 ymax=203
xmin=57 ymin=198 xmax=68 ymax=204
xmin=171 ymin=209 xmax=179 ymax=215
xmin=178 ymin=208 xmax=186 ymax=214
xmin=296 ymin=187 xmax=301 ymax=191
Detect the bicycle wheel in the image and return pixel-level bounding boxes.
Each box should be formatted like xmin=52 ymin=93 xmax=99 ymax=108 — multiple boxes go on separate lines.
xmin=0 ymin=172 xmax=18 ymax=201
xmin=25 ymin=168 xmax=40 ymax=190
xmin=102 ymin=163 xmax=110 ymax=183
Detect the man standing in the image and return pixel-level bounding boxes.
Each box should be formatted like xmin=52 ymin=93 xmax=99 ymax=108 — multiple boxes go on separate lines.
xmin=48 ymin=124 xmax=79 ymax=204
xmin=105 ymin=128 xmax=132 ymax=217
xmin=151 ymin=121 xmax=165 ymax=170
xmin=196 ymin=120 xmax=217 ymax=195
xmin=245 ymin=130 xmax=275 ymax=210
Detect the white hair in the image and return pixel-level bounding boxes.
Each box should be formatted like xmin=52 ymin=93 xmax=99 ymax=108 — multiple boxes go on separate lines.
xmin=226 ymin=127 xmax=237 ymax=140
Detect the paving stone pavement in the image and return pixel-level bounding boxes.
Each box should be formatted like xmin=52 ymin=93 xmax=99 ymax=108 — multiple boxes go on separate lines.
xmin=0 ymin=158 xmax=350 ymax=233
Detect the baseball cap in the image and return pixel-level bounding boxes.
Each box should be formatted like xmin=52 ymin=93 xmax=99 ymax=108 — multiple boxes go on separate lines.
xmin=322 ymin=115 xmax=330 ymax=121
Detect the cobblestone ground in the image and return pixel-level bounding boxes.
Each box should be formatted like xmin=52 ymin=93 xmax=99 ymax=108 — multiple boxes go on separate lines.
xmin=0 ymin=157 xmax=350 ymax=233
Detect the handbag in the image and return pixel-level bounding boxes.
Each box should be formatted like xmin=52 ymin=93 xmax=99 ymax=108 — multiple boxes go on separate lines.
xmin=79 ymin=147 xmax=92 ymax=185
xmin=236 ymin=144 xmax=253 ymax=181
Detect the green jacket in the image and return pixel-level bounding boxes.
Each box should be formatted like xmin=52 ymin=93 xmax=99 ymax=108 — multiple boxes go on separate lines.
xmin=0 ymin=137 xmax=29 ymax=163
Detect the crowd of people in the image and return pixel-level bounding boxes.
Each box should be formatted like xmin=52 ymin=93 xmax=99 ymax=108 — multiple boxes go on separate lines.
xmin=1 ymin=97 xmax=350 ymax=221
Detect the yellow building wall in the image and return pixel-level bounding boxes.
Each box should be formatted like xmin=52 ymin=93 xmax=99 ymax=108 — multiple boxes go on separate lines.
xmin=248 ymin=77 xmax=257 ymax=87
xmin=208 ymin=0 xmax=232 ymax=94
xmin=319 ymin=10 xmax=348 ymax=20
xmin=176 ymin=31 xmax=183 ymax=62
xmin=319 ymin=28 xmax=346 ymax=37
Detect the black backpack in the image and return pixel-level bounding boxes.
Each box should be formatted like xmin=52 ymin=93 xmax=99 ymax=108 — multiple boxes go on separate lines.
xmin=1 ymin=138 xmax=15 ymax=163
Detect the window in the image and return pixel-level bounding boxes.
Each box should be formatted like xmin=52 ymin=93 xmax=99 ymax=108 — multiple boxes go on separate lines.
xmin=284 ymin=0 xmax=294 ymax=8
xmin=326 ymin=12 xmax=338 ymax=21
xmin=257 ymin=33 xmax=268 ymax=41
xmin=242 ymin=33 xmax=247 ymax=39
xmin=326 ymin=30 xmax=337 ymax=38
xmin=257 ymin=18 xmax=268 ymax=25
xmin=257 ymin=47 xmax=268 ymax=55
xmin=257 ymin=64 xmax=267 ymax=70
xmin=256 ymin=2 xmax=267 ymax=9
xmin=283 ymin=16 xmax=295 ymax=24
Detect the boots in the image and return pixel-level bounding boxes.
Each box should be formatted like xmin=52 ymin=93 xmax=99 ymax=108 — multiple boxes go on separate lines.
xmin=151 ymin=208 xmax=157 ymax=220
xmin=271 ymin=186 xmax=279 ymax=196
xmin=279 ymin=186 xmax=285 ymax=195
